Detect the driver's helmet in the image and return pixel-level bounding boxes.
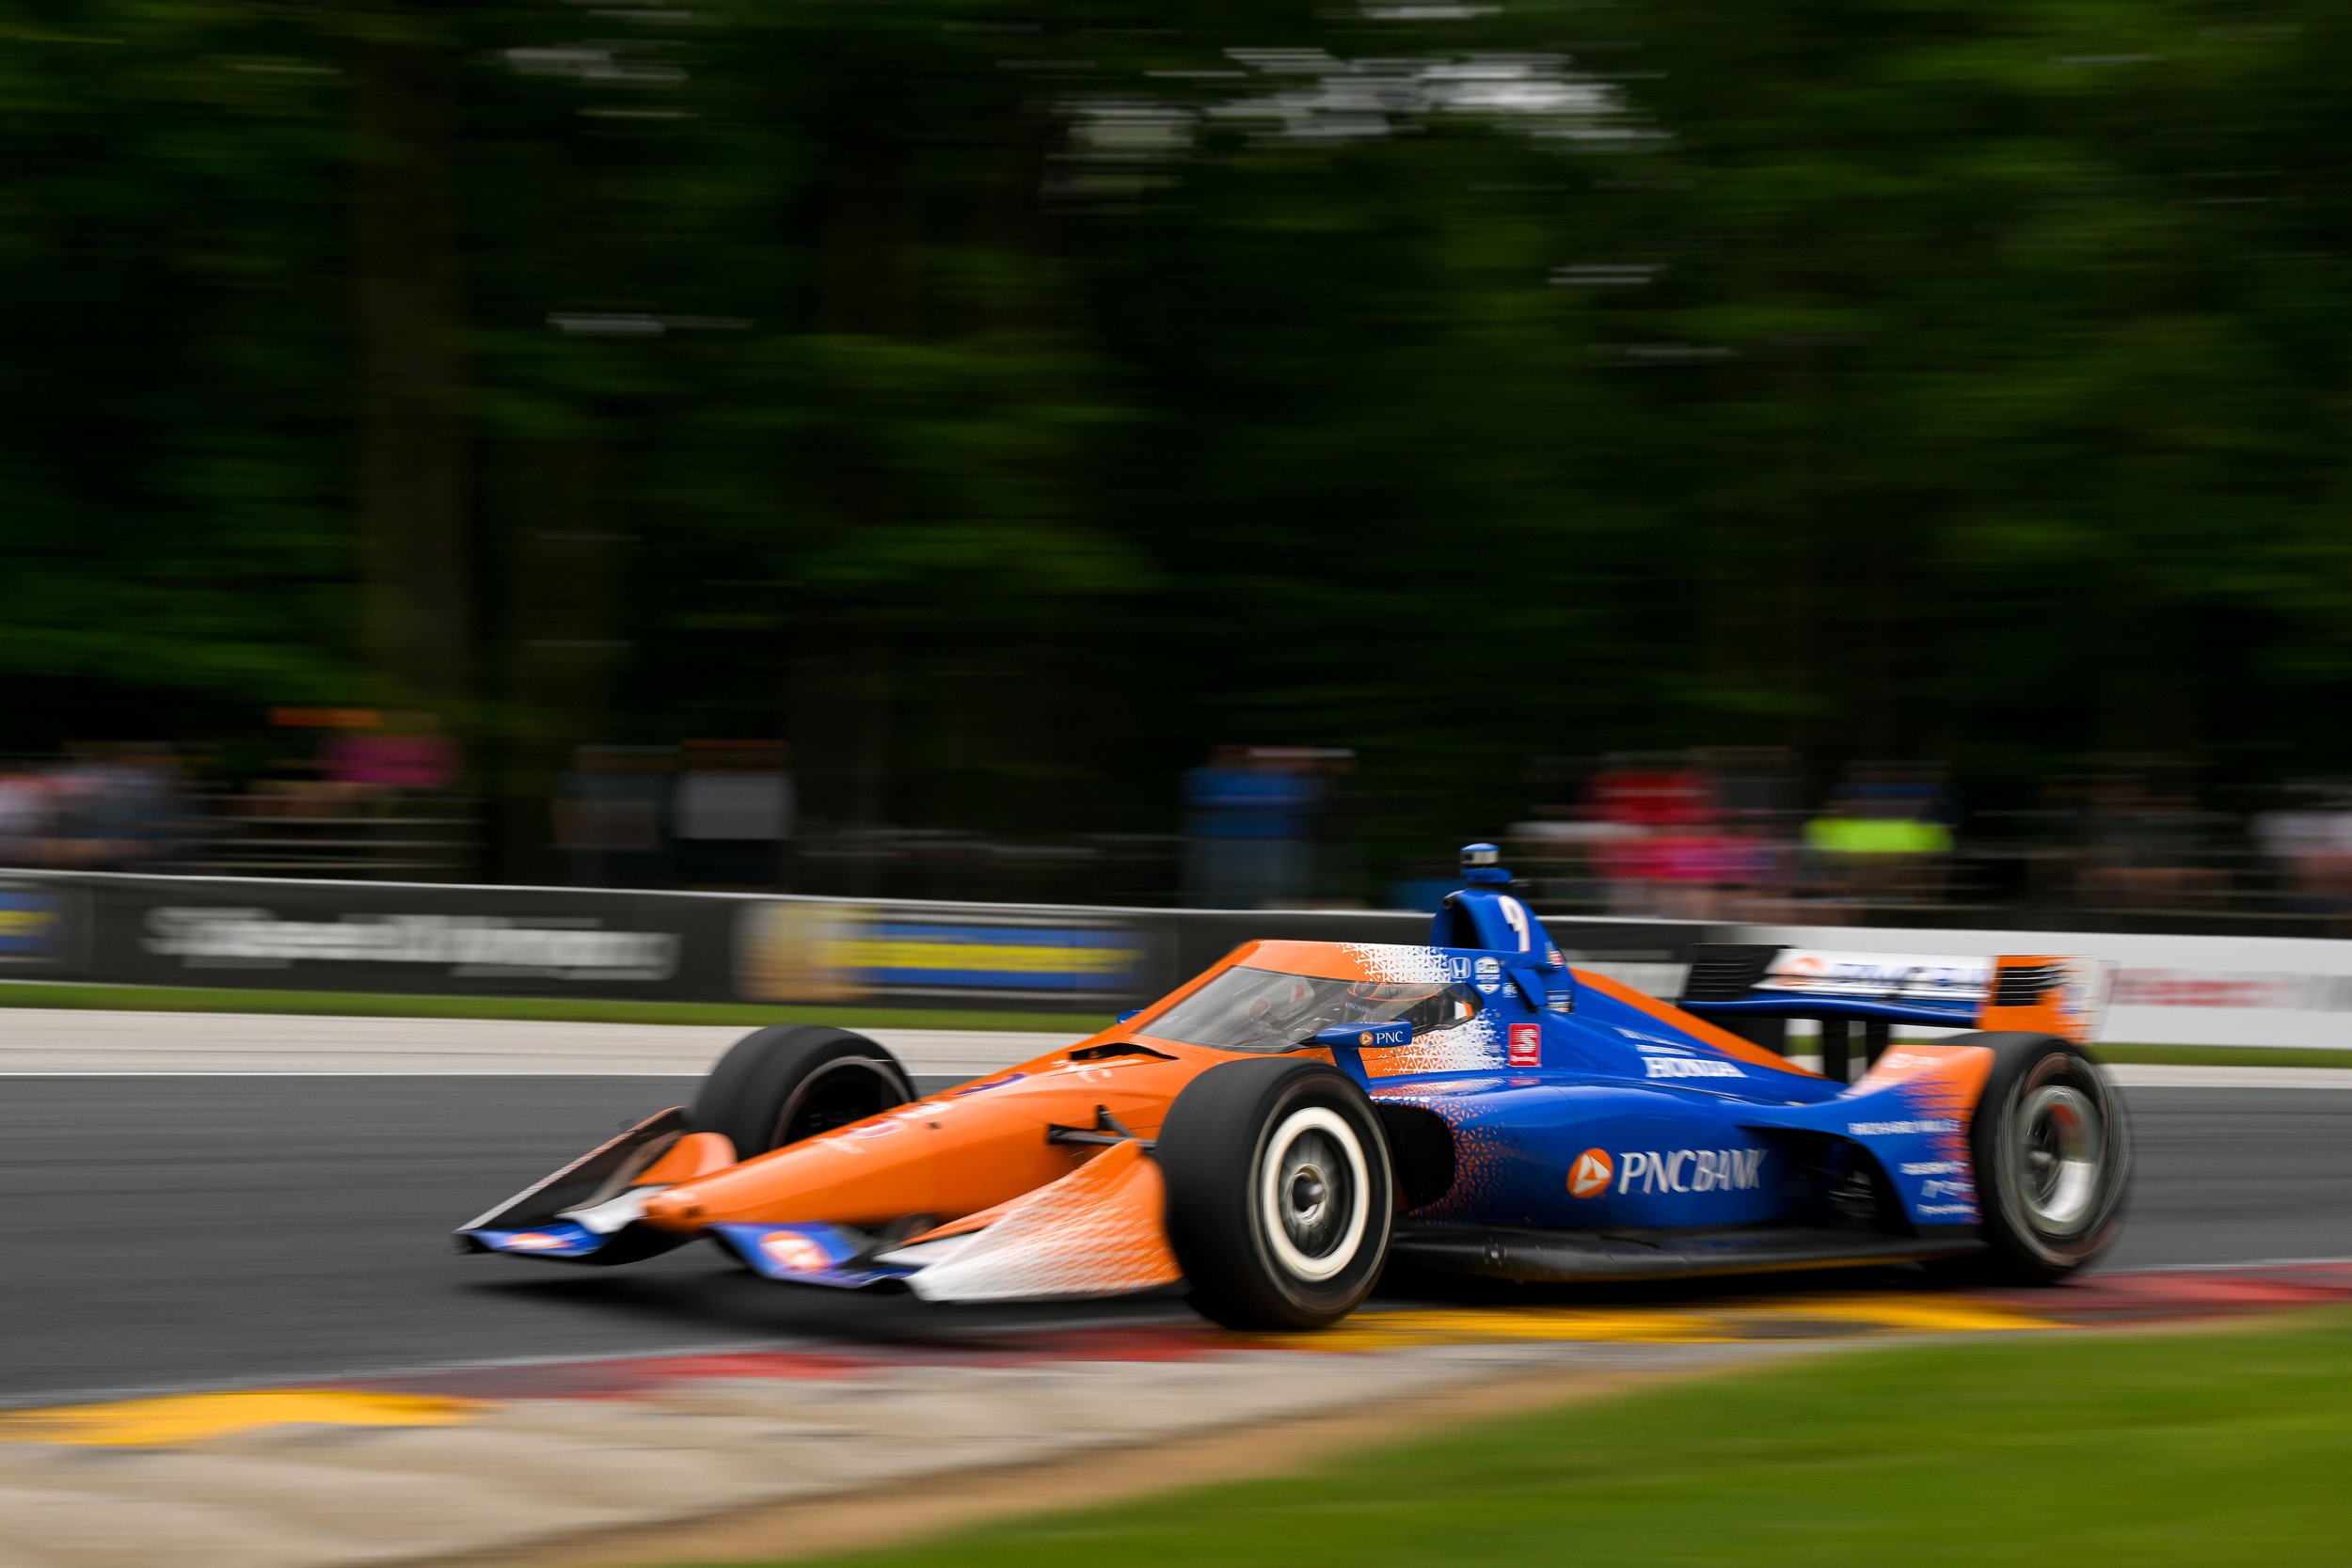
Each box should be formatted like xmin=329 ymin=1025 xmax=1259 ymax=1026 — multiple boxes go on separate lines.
xmin=1303 ymin=977 xmax=1400 ymax=1032
xmin=1242 ymin=972 xmax=1323 ymax=1032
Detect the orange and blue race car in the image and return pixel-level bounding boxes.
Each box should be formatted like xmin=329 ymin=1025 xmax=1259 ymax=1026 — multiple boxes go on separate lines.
xmin=459 ymin=846 xmax=2132 ymax=1329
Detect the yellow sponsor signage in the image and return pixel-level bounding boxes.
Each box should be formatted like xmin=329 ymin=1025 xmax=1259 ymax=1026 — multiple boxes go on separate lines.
xmin=0 ymin=907 xmax=56 ymax=940
xmin=815 ymin=938 xmax=1141 ymax=976
xmin=737 ymin=902 xmax=1149 ymax=1003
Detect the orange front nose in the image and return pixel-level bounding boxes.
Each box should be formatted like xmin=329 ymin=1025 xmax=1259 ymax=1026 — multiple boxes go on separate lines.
xmin=637 ymin=1051 xmax=1218 ymax=1236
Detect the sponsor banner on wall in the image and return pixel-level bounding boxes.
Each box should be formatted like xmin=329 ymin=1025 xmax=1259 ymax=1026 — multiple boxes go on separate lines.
xmin=1738 ymin=924 xmax=2352 ymax=1050
xmin=0 ymin=878 xmax=82 ymax=970
xmin=143 ymin=905 xmax=680 ymax=980
xmin=45 ymin=873 xmax=739 ymax=1000
xmin=737 ymin=901 xmax=1155 ymax=1005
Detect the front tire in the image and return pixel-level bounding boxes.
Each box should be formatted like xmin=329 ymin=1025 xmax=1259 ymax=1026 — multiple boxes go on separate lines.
xmin=691 ymin=1024 xmax=915 ymax=1160
xmin=1965 ymin=1032 xmax=2131 ymax=1281
xmin=1159 ymin=1058 xmax=1393 ymax=1330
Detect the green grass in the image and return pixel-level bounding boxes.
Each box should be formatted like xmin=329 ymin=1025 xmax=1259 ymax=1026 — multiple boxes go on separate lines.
xmin=0 ymin=980 xmax=1102 ymax=1034
xmin=780 ymin=1311 xmax=2352 ymax=1568
xmin=2091 ymin=1043 xmax=2352 ymax=1069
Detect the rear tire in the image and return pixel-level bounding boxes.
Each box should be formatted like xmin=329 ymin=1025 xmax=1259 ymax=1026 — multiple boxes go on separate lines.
xmin=1159 ymin=1058 xmax=1393 ymax=1330
xmin=1963 ymin=1032 xmax=2131 ymax=1281
xmin=691 ymin=1025 xmax=915 ymax=1160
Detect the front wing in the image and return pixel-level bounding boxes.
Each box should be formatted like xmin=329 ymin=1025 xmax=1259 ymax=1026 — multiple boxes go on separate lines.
xmin=462 ymin=1120 xmax=1181 ymax=1305
xmin=708 ymin=1139 xmax=1181 ymax=1302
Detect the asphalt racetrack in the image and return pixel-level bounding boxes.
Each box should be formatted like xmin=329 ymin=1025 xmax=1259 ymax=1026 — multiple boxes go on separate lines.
xmin=2 ymin=1074 xmax=2347 ymax=1404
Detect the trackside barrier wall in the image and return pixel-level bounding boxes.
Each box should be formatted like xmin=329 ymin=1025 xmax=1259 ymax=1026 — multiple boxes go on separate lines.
xmin=2 ymin=871 xmax=2344 ymax=1047
xmin=0 ymin=870 xmax=1715 ymax=1015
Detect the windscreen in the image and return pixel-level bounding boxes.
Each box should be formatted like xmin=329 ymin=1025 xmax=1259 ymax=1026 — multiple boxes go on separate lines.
xmin=1138 ymin=965 xmax=1480 ymax=1054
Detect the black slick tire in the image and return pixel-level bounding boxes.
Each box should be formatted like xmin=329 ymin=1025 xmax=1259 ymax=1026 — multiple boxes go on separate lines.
xmin=1959 ymin=1031 xmax=2131 ymax=1282
xmin=691 ymin=1024 xmax=915 ymax=1160
xmin=1158 ymin=1057 xmax=1393 ymax=1330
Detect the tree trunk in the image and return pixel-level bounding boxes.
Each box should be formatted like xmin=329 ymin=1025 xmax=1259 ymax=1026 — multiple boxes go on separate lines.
xmin=352 ymin=13 xmax=471 ymax=721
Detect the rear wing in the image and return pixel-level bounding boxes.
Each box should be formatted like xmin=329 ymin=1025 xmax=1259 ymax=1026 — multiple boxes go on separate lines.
xmin=1678 ymin=945 xmax=2115 ymax=1044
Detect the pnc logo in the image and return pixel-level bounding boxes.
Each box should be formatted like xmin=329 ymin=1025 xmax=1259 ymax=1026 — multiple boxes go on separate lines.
xmin=758 ymin=1232 xmax=833 ymax=1274
xmin=1568 ymin=1148 xmax=1613 ymax=1199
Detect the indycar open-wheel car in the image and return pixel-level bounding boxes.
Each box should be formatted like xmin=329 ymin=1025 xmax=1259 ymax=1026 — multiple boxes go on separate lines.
xmin=460 ymin=846 xmax=2132 ymax=1329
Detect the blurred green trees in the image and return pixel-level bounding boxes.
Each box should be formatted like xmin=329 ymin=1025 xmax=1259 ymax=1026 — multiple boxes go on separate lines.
xmin=4 ymin=0 xmax=2348 ymax=880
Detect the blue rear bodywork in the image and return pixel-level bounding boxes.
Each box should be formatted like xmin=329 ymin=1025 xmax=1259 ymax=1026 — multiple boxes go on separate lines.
xmin=1354 ymin=855 xmax=1982 ymax=1257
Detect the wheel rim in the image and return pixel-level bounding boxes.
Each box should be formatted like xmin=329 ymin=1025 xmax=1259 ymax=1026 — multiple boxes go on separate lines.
xmin=774 ymin=1059 xmax=905 ymax=1147
xmin=2011 ymin=1080 xmax=2105 ymax=1234
xmin=1259 ymin=1106 xmax=1370 ymax=1283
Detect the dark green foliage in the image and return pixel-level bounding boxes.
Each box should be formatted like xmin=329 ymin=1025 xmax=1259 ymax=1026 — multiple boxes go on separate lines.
xmin=4 ymin=0 xmax=2348 ymax=879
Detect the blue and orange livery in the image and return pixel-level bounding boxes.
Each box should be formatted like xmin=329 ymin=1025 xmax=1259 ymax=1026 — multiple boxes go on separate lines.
xmin=460 ymin=846 xmax=2131 ymax=1327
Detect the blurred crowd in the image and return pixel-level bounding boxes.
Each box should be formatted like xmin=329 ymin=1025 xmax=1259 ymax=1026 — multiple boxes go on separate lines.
xmin=1506 ymin=751 xmax=1948 ymax=922
xmin=1504 ymin=752 xmax=2352 ymax=930
xmin=0 ymin=745 xmax=190 ymax=873
xmin=0 ymin=718 xmax=469 ymax=879
xmin=13 ymin=732 xmax=2352 ymax=933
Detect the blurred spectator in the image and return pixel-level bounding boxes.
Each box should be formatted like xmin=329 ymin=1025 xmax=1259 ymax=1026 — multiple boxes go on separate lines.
xmin=1183 ymin=746 xmax=1345 ymax=909
xmin=2065 ymin=770 xmax=2233 ymax=911
xmin=38 ymin=742 xmax=187 ymax=871
xmin=554 ymin=746 xmax=675 ymax=888
xmin=320 ymin=713 xmax=458 ymax=794
xmin=1803 ymin=763 xmax=1955 ymax=908
xmin=2253 ymin=786 xmax=2352 ymax=916
xmin=673 ymin=740 xmax=794 ymax=890
xmin=0 ymin=768 xmax=55 ymax=866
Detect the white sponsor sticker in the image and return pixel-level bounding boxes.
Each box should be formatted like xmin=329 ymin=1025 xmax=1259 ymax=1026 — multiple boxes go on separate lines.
xmin=1615 ymin=1148 xmax=1767 ymax=1196
xmin=1759 ymin=949 xmax=1990 ymax=1002
xmin=1643 ymin=1056 xmax=1744 ymax=1080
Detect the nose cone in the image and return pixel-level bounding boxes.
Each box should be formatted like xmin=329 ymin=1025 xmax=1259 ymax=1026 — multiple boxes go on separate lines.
xmin=642 ymin=1186 xmax=708 ymax=1232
